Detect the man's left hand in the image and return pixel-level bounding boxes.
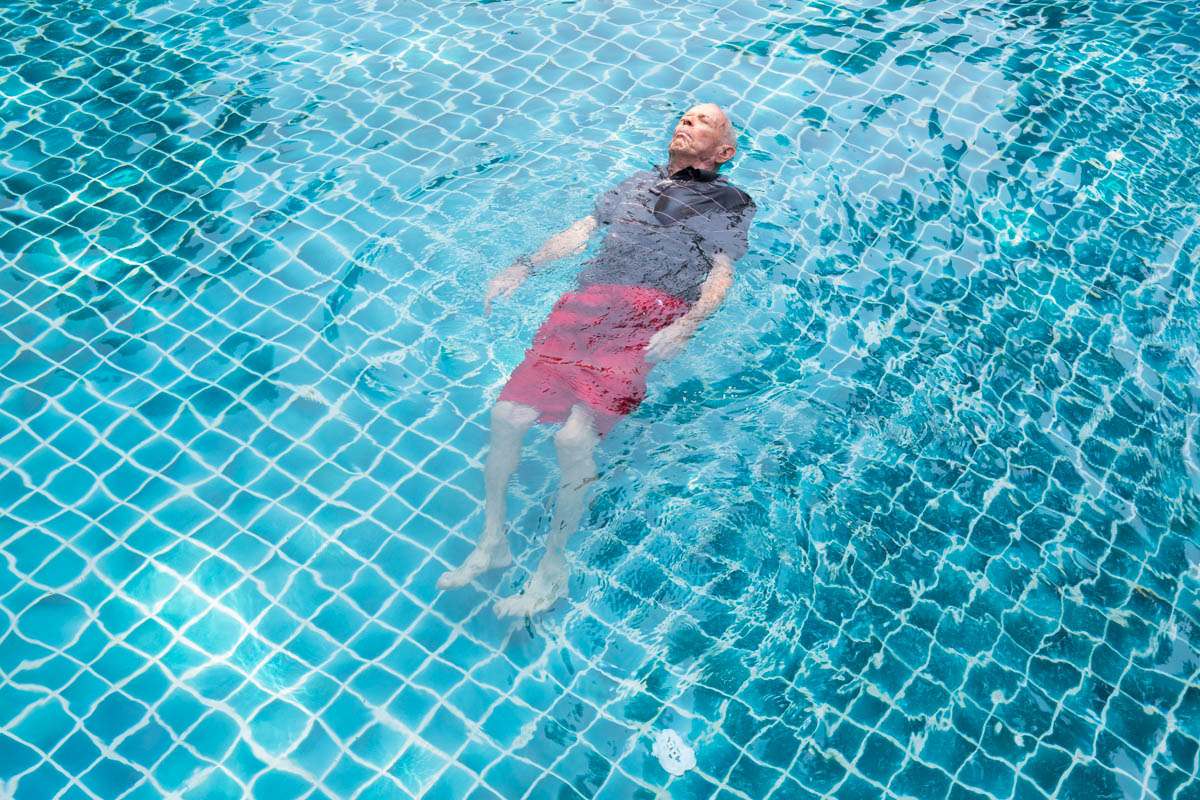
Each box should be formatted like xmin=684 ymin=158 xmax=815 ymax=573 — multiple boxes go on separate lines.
xmin=644 ymin=320 xmax=696 ymax=363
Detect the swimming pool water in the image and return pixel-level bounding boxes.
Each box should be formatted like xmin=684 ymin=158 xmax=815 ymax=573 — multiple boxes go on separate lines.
xmin=2 ymin=0 xmax=1199 ymax=797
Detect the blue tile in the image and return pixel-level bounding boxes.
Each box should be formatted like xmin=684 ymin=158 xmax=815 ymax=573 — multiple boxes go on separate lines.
xmin=418 ymin=706 xmax=472 ymax=759
xmin=347 ymin=622 xmax=398 ymax=662
xmin=248 ymin=699 xmax=311 ymax=756
xmin=80 ymin=756 xmax=144 ymax=798
xmin=9 ymin=654 xmax=80 ymax=694
xmin=187 ymin=663 xmax=246 ymax=704
xmin=12 ymin=699 xmax=76 ymax=755
xmin=324 ymin=754 xmax=377 ymax=797
xmin=321 ymin=691 xmax=375 ymax=742
xmin=421 ymin=763 xmax=477 ymax=800
xmin=181 ymin=768 xmax=243 ymax=800
xmin=0 ymin=732 xmax=40 ymax=780
xmin=295 ymin=672 xmax=342 ymax=716
xmin=289 ymin=720 xmax=341 ymax=777
xmin=388 ymin=740 xmax=445 ymax=795
xmin=351 ymin=721 xmax=408 ymax=768
xmin=224 ymin=740 xmax=272 ymax=785
xmin=13 ymin=762 xmax=71 ymax=800
xmin=51 ymin=730 xmax=103 ymax=778
xmin=186 ymin=711 xmax=240 ymax=762
xmin=250 ymin=768 xmax=315 ymax=800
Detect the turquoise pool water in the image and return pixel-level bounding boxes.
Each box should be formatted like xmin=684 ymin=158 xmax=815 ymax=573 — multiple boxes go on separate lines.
xmin=2 ymin=0 xmax=1199 ymax=797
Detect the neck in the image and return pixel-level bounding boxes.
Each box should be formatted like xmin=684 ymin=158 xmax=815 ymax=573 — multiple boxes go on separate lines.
xmin=666 ymin=155 xmax=717 ymax=175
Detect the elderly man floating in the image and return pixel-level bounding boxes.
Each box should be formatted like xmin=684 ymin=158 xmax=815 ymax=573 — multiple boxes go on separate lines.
xmin=438 ymin=103 xmax=756 ymax=617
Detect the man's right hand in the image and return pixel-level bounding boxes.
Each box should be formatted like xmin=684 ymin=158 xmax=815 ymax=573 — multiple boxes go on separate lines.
xmin=483 ymin=262 xmax=529 ymax=314
xmin=484 ymin=217 xmax=596 ymax=314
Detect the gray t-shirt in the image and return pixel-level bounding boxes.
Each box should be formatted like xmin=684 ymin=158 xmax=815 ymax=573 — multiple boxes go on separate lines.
xmin=575 ymin=165 xmax=756 ymax=304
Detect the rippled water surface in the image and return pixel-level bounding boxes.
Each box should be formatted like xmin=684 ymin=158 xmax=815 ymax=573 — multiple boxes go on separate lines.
xmin=2 ymin=0 xmax=1199 ymax=797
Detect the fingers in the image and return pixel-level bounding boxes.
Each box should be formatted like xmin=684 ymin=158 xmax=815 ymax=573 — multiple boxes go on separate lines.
xmin=483 ymin=281 xmax=503 ymax=314
xmin=484 ymin=275 xmax=520 ymax=314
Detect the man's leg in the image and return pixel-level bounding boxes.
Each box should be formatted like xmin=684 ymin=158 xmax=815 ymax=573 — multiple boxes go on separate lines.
xmin=437 ymin=400 xmax=539 ymax=590
xmin=495 ymin=402 xmax=599 ymax=617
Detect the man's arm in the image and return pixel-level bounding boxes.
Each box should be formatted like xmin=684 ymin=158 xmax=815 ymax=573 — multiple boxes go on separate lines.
xmin=525 ymin=215 xmax=597 ymax=270
xmin=676 ymin=252 xmax=733 ymax=332
xmin=484 ymin=216 xmax=598 ymax=313
xmin=644 ymin=192 xmax=754 ymax=359
xmin=643 ymin=252 xmax=734 ymax=363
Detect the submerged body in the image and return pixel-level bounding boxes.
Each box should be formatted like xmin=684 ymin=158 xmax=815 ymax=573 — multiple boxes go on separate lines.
xmin=497 ymin=282 xmax=691 ymax=437
xmin=438 ymin=104 xmax=756 ymax=617
xmin=500 ymin=165 xmax=754 ymax=436
xmin=579 ymin=164 xmax=754 ymax=305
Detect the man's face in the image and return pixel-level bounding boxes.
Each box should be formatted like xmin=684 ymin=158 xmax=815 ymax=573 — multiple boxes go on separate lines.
xmin=668 ymin=104 xmax=735 ymax=166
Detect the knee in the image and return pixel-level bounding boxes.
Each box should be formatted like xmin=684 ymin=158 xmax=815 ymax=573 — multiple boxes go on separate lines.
xmin=492 ymin=401 xmax=537 ymax=431
xmin=554 ymin=420 xmax=597 ymax=455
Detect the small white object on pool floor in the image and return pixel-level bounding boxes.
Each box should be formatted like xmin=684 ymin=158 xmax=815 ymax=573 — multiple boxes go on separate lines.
xmin=652 ymin=730 xmax=696 ymax=776
xmin=1107 ymin=149 xmax=1124 ymax=162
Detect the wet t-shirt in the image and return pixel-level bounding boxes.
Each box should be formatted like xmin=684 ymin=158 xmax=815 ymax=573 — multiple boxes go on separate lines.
xmin=575 ymin=165 xmax=756 ymax=305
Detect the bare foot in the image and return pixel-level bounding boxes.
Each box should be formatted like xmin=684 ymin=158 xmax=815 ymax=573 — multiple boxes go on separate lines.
xmin=494 ymin=557 xmax=568 ymax=618
xmin=437 ymin=540 xmax=513 ymax=590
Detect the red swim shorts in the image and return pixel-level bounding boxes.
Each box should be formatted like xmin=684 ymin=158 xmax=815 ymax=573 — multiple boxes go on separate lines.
xmin=498 ymin=283 xmax=689 ymax=437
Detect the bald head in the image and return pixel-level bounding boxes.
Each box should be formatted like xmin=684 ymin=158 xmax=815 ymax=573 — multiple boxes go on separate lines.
xmin=667 ymin=103 xmax=738 ymax=173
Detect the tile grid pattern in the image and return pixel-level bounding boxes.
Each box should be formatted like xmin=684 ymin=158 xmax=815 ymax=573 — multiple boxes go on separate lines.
xmin=1 ymin=0 xmax=1199 ymax=798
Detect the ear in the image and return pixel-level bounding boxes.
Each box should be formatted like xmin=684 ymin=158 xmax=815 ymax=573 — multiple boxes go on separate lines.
xmin=714 ymin=144 xmax=737 ymax=166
